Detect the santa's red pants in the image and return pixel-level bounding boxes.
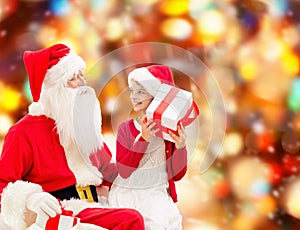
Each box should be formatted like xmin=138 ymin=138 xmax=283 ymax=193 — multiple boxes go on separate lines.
xmin=77 ymin=207 xmax=145 ymax=230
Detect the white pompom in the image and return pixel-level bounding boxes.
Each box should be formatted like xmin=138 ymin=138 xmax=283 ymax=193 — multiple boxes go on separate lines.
xmin=28 ymin=102 xmax=44 ymax=116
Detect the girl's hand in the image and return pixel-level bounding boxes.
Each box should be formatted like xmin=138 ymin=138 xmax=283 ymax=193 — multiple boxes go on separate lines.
xmin=138 ymin=115 xmax=159 ymax=142
xmin=169 ymin=122 xmax=186 ymax=149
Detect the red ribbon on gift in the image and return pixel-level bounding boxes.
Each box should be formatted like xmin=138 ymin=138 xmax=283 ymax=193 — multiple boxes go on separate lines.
xmin=45 ymin=200 xmax=79 ymax=230
xmin=179 ymin=100 xmax=200 ymax=126
xmin=153 ymin=87 xmax=179 ymax=138
xmin=152 ymin=87 xmax=200 ymax=139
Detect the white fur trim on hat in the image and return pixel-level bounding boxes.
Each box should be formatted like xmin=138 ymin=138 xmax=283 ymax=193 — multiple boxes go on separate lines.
xmin=128 ymin=67 xmax=161 ymax=96
xmin=44 ymin=51 xmax=86 ymax=87
xmin=1 ymin=181 xmax=43 ymax=230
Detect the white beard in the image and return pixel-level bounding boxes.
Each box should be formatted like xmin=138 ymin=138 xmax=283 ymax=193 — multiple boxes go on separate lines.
xmin=40 ymin=85 xmax=103 ymax=156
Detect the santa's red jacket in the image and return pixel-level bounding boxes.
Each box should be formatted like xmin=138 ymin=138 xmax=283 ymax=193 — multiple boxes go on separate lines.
xmin=0 ymin=114 xmax=117 ymax=229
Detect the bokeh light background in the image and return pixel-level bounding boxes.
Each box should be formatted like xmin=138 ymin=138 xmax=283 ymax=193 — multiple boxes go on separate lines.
xmin=1 ymin=0 xmax=300 ymax=229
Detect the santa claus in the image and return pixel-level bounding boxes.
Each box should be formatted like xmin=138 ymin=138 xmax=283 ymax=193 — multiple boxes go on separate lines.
xmin=0 ymin=44 xmax=145 ymax=230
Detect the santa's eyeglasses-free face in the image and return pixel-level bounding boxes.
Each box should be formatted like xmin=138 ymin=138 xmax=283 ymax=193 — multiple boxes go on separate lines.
xmin=66 ymin=71 xmax=87 ymax=89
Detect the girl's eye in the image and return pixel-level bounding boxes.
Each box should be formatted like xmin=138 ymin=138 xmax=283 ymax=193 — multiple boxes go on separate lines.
xmin=138 ymin=90 xmax=145 ymax=94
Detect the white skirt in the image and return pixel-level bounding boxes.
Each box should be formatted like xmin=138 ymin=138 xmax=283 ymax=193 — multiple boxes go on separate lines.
xmin=108 ymin=177 xmax=182 ymax=230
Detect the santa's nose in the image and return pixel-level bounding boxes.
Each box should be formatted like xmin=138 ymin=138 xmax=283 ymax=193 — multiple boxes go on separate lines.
xmin=67 ymin=75 xmax=86 ymax=88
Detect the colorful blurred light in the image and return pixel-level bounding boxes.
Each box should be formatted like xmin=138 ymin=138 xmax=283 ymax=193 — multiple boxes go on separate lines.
xmin=85 ymin=60 xmax=102 ymax=81
xmin=65 ymin=11 xmax=86 ymax=36
xmin=267 ymin=162 xmax=283 ymax=185
xmin=291 ymin=114 xmax=300 ymax=133
xmin=212 ymin=68 xmax=236 ymax=96
xmin=0 ymin=30 xmax=7 ymax=38
xmin=104 ymin=17 xmax=125 ymax=42
xmin=222 ymin=132 xmax=243 ymax=157
xmin=195 ymin=10 xmax=226 ymax=45
xmin=225 ymin=98 xmax=237 ymax=114
xmin=253 ymin=195 xmax=277 ymax=216
xmin=250 ymin=179 xmax=270 ymax=198
xmin=281 ymin=130 xmax=300 ymax=153
xmin=23 ymin=78 xmax=32 ymax=102
xmin=125 ymin=0 xmax=159 ymax=15
xmin=161 ymin=18 xmax=192 ymax=41
xmin=2 ymin=0 xmax=300 ymax=228
xmin=159 ymin=0 xmax=189 ymax=16
xmin=238 ymin=60 xmax=258 ymax=81
xmin=267 ymin=0 xmax=288 ymax=17
xmin=213 ymin=178 xmax=231 ymax=199
xmin=282 ymin=153 xmax=300 ymax=176
xmin=36 ymin=25 xmax=58 ymax=49
xmin=47 ymin=39 xmax=82 ymax=54
xmin=189 ymin=0 xmax=216 ymax=19
xmin=228 ymin=156 xmax=270 ymax=200
xmin=0 ymin=113 xmax=13 ymax=137
xmin=241 ymin=12 xmax=259 ymax=33
xmin=90 ymin=0 xmax=108 ymax=9
xmin=280 ymin=50 xmax=299 ymax=76
xmin=281 ymin=177 xmax=300 ymax=219
xmin=177 ymin=177 xmax=215 ymax=219
xmin=231 ymin=212 xmax=256 ymax=230
xmin=282 ymin=25 xmax=300 ymax=47
xmin=245 ymin=131 xmax=273 ymax=153
xmin=0 ymin=85 xmax=21 ymax=112
xmin=287 ymin=78 xmax=300 ymax=112
xmin=0 ymin=0 xmax=18 ymax=22
xmin=184 ymin=218 xmax=219 ymax=230
xmin=49 ymin=0 xmax=71 ymax=16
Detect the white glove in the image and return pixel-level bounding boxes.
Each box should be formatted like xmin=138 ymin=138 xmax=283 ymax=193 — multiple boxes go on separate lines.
xmin=26 ymin=192 xmax=62 ymax=220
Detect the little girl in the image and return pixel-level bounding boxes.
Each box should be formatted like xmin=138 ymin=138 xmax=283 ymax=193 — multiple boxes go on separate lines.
xmin=108 ymin=65 xmax=188 ymax=230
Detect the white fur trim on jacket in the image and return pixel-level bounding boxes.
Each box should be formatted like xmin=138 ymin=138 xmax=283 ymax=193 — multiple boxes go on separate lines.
xmin=1 ymin=180 xmax=43 ymax=230
xmin=61 ymin=198 xmax=105 ymax=216
xmin=75 ymin=223 xmax=107 ymax=230
xmin=0 ymin=213 xmax=12 ymax=230
xmin=128 ymin=67 xmax=161 ymax=97
xmin=26 ymin=222 xmax=107 ymax=230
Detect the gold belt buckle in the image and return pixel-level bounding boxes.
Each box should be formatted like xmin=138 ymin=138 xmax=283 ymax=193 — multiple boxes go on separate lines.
xmin=76 ymin=185 xmax=94 ymax=203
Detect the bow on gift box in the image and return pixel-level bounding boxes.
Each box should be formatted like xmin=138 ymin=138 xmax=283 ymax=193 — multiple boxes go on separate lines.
xmin=147 ymin=84 xmax=200 ymax=142
xmin=43 ymin=200 xmax=79 ymax=230
xmin=153 ymin=100 xmax=199 ymax=137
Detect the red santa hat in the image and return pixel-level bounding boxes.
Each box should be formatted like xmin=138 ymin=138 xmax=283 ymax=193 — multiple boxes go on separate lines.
xmin=24 ymin=43 xmax=86 ymax=103
xmin=128 ymin=65 xmax=175 ymax=96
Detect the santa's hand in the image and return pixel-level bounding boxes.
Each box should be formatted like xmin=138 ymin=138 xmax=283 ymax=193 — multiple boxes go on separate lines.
xmin=26 ymin=192 xmax=62 ymax=219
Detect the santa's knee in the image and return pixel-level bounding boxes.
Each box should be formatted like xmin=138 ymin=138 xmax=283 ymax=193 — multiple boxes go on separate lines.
xmin=122 ymin=209 xmax=145 ymax=229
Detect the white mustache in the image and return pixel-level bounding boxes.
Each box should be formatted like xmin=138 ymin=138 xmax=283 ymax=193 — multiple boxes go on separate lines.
xmin=76 ymin=86 xmax=89 ymax=95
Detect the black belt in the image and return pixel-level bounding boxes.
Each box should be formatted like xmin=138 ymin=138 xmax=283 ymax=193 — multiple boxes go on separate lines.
xmin=50 ymin=185 xmax=98 ymax=203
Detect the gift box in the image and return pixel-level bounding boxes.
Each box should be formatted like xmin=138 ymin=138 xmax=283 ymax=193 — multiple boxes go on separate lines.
xmin=146 ymin=83 xmax=199 ymax=142
xmin=35 ymin=201 xmax=79 ymax=230
xmin=45 ymin=213 xmax=79 ymax=230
